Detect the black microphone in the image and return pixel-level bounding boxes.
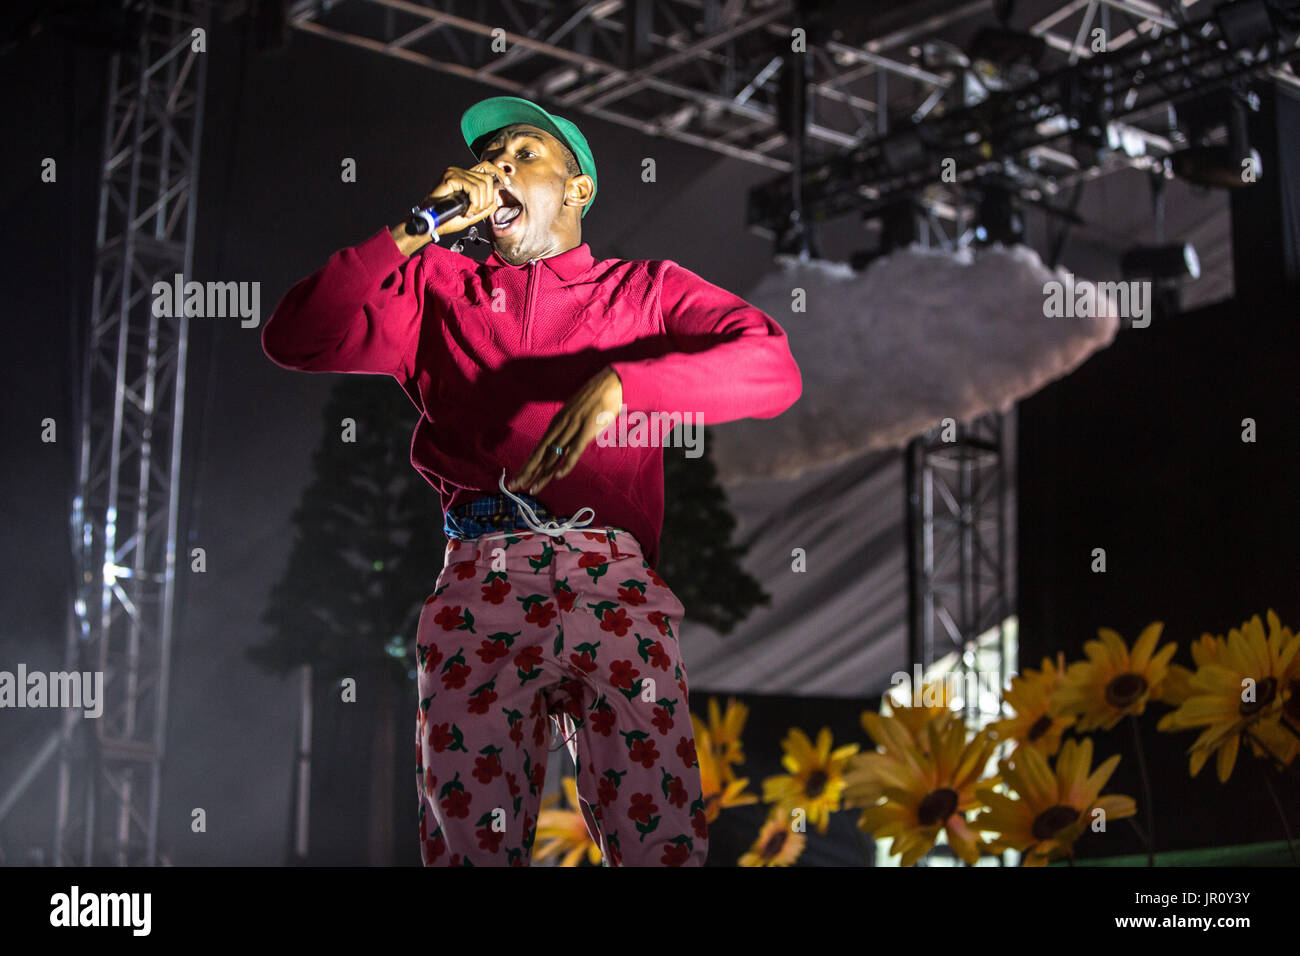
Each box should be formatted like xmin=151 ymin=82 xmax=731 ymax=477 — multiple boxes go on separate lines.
xmin=405 ymin=191 xmax=470 ymax=236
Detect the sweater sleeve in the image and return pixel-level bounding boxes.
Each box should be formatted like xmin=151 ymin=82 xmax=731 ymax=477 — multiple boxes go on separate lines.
xmin=261 ymin=227 xmax=426 ymax=381
xmin=608 ymin=261 xmax=802 ymax=424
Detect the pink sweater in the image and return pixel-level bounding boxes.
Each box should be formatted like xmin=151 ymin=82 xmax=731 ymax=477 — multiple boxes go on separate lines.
xmin=262 ymin=227 xmax=802 ymax=569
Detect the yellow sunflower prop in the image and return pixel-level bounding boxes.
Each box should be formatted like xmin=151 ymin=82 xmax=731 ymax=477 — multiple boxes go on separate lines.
xmin=1052 ymin=622 xmax=1177 ymax=731
xmin=739 ymin=810 xmax=806 ymax=866
xmin=534 ymin=775 xmax=602 ymax=867
xmin=704 ymin=696 xmax=749 ymax=783
xmin=1159 ymin=631 xmax=1227 ymax=707
xmin=1157 ymin=609 xmax=1299 ymax=781
xmin=976 ymin=736 xmax=1136 ymax=866
xmin=848 ymin=715 xmax=1000 ymax=866
xmin=761 ymin=726 xmax=859 ymax=835
xmin=692 ymin=714 xmax=759 ymax=823
xmin=881 ymin=678 xmax=959 ymax=752
xmin=988 ymin=653 xmax=1075 ymax=758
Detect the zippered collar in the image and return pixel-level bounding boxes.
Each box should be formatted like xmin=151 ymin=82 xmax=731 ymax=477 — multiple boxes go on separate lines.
xmin=485 ymin=242 xmax=594 ymax=281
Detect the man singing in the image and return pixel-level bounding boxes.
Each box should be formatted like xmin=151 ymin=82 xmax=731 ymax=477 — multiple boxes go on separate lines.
xmin=261 ymin=95 xmax=801 ymax=866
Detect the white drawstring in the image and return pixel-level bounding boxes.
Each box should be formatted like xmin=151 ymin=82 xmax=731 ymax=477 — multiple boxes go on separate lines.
xmin=474 ymin=467 xmax=596 ymax=544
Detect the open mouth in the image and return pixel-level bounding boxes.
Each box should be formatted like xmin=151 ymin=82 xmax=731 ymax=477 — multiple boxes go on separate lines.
xmin=491 ymin=187 xmax=524 ymax=232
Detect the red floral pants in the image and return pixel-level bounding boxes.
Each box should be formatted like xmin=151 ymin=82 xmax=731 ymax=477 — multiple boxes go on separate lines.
xmin=414 ymin=527 xmax=708 ymax=866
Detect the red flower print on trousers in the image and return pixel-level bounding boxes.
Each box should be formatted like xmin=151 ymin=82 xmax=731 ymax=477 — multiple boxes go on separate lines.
xmin=467 ymin=685 xmax=498 ymax=715
xmin=423 ymin=766 xmax=437 ymax=797
xmin=608 ymin=659 xmax=641 ymax=691
xmin=441 ymin=659 xmax=472 ymax=691
xmin=597 ymin=776 xmax=619 ymax=806
xmin=617 ymin=584 xmax=647 ymax=606
xmin=590 ymin=704 xmax=615 ymax=736
xmin=692 ymin=808 xmax=709 ymax=841
xmin=514 ymin=645 xmax=543 ymax=675
xmin=476 ymin=824 xmax=504 ymax=853
xmin=476 ymin=638 xmax=510 ymax=664
xmin=440 ymin=778 xmax=472 ymax=819
xmin=454 ymin=562 xmax=478 ymax=580
xmin=661 ymin=842 xmax=690 ymax=866
xmin=481 ymin=575 xmax=511 ymax=604
xmin=676 ymin=735 xmax=698 ymax=769
xmin=643 ymin=564 xmax=666 ymax=588
xmin=651 ymin=705 xmax=674 ymax=735
xmin=667 ymin=775 xmax=687 ymax=808
xmin=555 ymin=586 xmax=576 ymax=613
xmin=521 ymin=595 xmax=557 ymax=628
xmin=433 ymin=604 xmax=470 ymax=631
xmin=569 ymin=641 xmax=600 ymax=674
xmin=418 ymin=643 xmax=444 ymax=673
xmin=627 ymin=734 xmax=660 ymax=769
xmin=424 ymin=835 xmax=446 ymax=862
xmin=647 ymin=611 xmax=670 ymax=637
xmin=599 ymin=606 xmax=632 ymax=636
xmin=428 ymin=723 xmax=451 ymax=752
xmin=527 ymin=602 xmax=557 ymax=627
xmin=473 ymin=750 xmax=503 ymax=785
xmin=647 ymin=641 xmax=670 ymax=671
xmin=627 ymin=792 xmax=659 ymax=824
xmin=579 ymin=552 xmax=610 ymax=582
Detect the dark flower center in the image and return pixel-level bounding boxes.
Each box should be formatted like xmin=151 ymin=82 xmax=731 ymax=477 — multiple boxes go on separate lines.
xmin=804 ymin=770 xmax=829 ymax=798
xmin=1027 ymin=714 xmax=1053 ymax=741
xmin=1032 ymin=804 xmax=1080 ymax=841
xmin=917 ymin=787 xmax=959 ymax=826
xmin=1105 ymin=672 xmax=1149 ymax=709
xmin=1239 ymin=676 xmax=1278 ymax=717
xmin=761 ymin=828 xmax=788 ymax=858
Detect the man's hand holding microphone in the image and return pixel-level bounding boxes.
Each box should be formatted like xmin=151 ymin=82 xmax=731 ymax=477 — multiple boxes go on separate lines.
xmin=389 ymin=161 xmax=511 ymax=256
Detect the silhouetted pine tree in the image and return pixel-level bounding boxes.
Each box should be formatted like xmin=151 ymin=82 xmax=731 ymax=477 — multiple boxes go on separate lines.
xmin=249 ymin=376 xmax=444 ymax=685
xmin=660 ymin=432 xmax=770 ymax=634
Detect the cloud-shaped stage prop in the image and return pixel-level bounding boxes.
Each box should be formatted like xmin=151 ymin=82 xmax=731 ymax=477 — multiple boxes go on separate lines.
xmin=707 ymin=243 xmax=1121 ymax=482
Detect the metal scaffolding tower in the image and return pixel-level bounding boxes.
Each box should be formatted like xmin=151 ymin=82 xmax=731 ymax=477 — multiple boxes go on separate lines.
xmin=57 ymin=0 xmax=210 ymax=866
xmin=905 ymin=412 xmax=1012 ymax=733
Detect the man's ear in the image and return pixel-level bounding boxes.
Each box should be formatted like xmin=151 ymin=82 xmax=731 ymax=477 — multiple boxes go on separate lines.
xmin=564 ymin=173 xmax=594 ymax=213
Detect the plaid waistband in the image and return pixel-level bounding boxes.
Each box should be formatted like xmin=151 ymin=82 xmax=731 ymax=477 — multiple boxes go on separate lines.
xmin=443 ymin=491 xmax=564 ymax=539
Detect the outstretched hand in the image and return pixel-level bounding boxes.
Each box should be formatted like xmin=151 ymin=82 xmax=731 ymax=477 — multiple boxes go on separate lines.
xmin=508 ymin=366 xmax=623 ymax=496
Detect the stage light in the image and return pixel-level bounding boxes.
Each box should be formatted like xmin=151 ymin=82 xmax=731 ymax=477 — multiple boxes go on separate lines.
xmin=1172 ymin=144 xmax=1263 ymax=187
xmin=1120 ymin=243 xmax=1201 ymax=280
xmin=1171 ymin=93 xmax=1261 ymax=188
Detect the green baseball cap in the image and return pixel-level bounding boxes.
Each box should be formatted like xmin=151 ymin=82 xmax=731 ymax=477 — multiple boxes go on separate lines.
xmin=460 ymin=95 xmax=597 ymax=218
